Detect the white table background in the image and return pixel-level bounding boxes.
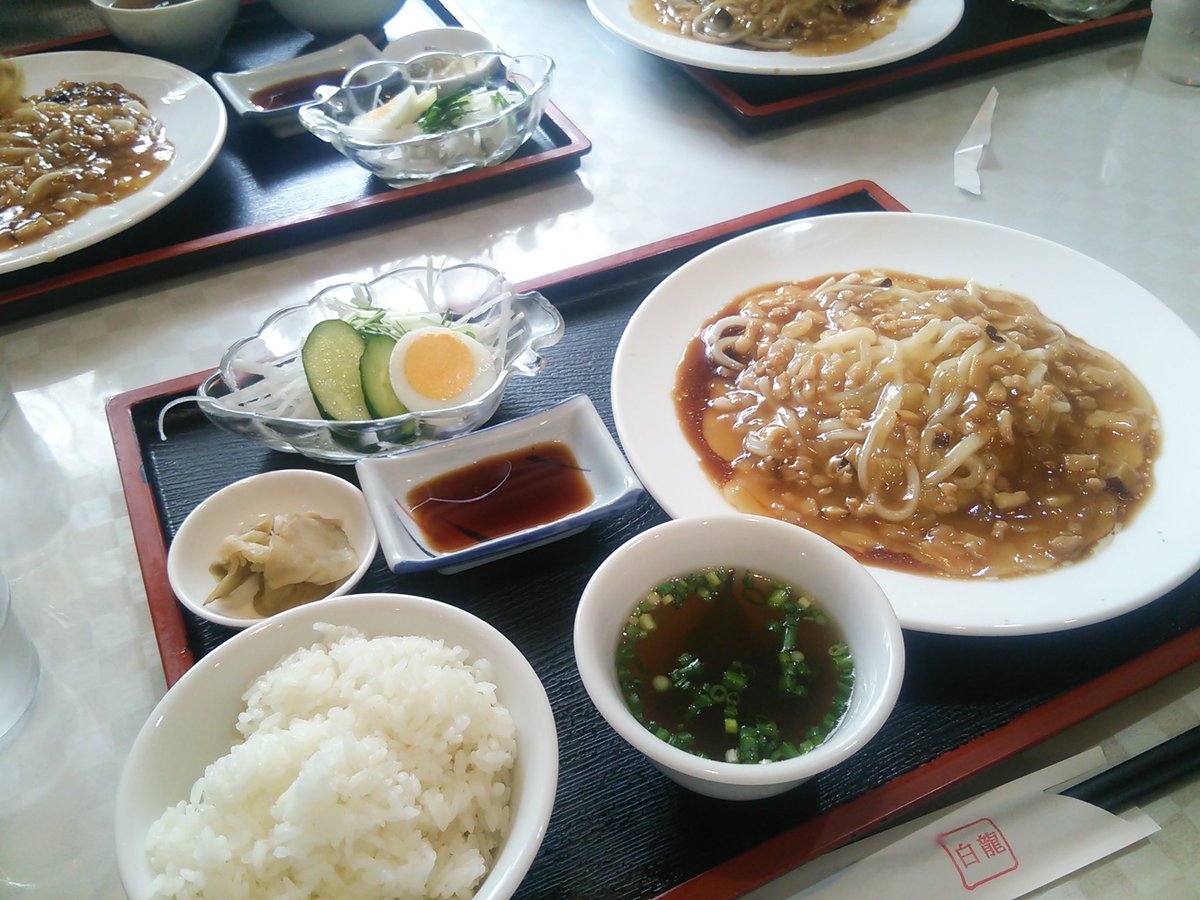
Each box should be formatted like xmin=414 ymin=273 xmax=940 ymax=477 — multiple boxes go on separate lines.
xmin=0 ymin=1 xmax=1198 ymax=896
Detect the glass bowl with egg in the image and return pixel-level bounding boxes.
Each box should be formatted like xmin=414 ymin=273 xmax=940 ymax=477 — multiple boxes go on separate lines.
xmin=189 ymin=261 xmax=564 ymax=463
xmin=296 ymin=52 xmax=553 ymax=185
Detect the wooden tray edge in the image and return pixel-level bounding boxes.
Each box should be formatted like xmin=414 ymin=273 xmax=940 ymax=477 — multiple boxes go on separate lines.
xmin=105 ymin=179 xmax=899 ymax=686
xmin=658 ymin=623 xmax=1200 ymax=898
xmin=106 ymin=374 xmax=208 ymax=686
xmin=515 ymin=179 xmax=908 ymax=296
xmin=688 ymin=7 xmax=1152 ymax=122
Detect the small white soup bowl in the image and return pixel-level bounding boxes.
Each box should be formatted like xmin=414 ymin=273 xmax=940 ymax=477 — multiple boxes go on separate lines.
xmin=90 ymin=0 xmax=240 ymax=70
xmin=266 ymin=0 xmax=405 ymax=41
xmin=166 ymin=469 xmax=378 ymax=628
xmin=574 ymin=515 xmax=905 ymax=801
xmin=116 ymin=592 xmax=559 ymax=900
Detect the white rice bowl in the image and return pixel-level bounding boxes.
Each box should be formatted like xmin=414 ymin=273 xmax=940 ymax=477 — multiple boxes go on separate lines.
xmin=116 ymin=594 xmax=558 ymax=900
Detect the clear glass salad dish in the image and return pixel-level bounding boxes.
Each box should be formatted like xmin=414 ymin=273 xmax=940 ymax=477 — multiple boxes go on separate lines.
xmin=187 ymin=262 xmax=565 ymax=464
xmin=297 ymin=53 xmax=554 ymax=185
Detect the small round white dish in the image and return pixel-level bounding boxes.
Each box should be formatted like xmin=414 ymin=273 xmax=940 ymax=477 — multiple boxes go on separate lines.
xmin=0 ymin=51 xmax=226 ymax=277
xmin=610 ymin=212 xmax=1200 ymax=636
xmin=266 ymin=0 xmax=404 ymax=41
xmin=115 ymin=592 xmax=559 ymax=900
xmin=383 ymin=26 xmax=499 ymax=62
xmin=574 ymin=515 xmax=904 ymax=800
xmin=585 ymin=0 xmax=964 ymax=76
xmin=89 ymin=0 xmax=239 ymax=70
xmin=166 ymin=470 xmax=378 ymax=628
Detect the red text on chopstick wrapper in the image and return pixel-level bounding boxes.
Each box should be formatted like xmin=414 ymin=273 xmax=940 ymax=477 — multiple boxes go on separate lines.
xmin=937 ymin=817 xmax=1019 ymax=890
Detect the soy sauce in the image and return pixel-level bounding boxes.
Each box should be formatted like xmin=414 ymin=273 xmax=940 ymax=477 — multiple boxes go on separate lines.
xmin=249 ymin=69 xmax=347 ymax=111
xmin=405 ymin=442 xmax=593 ymax=553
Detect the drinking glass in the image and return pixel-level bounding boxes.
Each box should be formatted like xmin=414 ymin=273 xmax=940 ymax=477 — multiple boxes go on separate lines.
xmin=0 ymin=570 xmax=39 ymax=746
xmin=1012 ymin=0 xmax=1135 ymax=24
xmin=1144 ymin=0 xmax=1200 ymax=85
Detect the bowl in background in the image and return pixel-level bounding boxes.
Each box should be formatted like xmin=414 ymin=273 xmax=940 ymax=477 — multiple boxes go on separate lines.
xmin=89 ymin=0 xmax=239 ymax=70
xmin=383 ymin=26 xmax=499 ymax=63
xmin=1010 ymin=0 xmax=1134 ymax=23
xmin=166 ymin=469 xmax=378 ymax=628
xmin=356 ymin=394 xmax=644 ymax=574
xmin=266 ymin=0 xmax=405 ymax=41
xmin=191 ymin=261 xmax=564 ymax=463
xmin=212 ymin=35 xmax=381 ymax=138
xmin=574 ymin=515 xmax=905 ymax=801
xmin=115 ymin=592 xmax=559 ymax=900
xmin=298 ymin=53 xmax=553 ymax=185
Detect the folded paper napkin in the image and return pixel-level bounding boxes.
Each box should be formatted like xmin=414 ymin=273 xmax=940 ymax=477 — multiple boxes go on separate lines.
xmin=748 ymin=747 xmax=1159 ymax=899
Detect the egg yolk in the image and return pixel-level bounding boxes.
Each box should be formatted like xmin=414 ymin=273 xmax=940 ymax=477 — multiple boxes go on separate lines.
xmin=402 ymin=332 xmax=477 ymax=401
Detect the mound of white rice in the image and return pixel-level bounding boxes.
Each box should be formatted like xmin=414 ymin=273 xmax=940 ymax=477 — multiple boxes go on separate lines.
xmin=145 ymin=624 xmax=517 ymax=899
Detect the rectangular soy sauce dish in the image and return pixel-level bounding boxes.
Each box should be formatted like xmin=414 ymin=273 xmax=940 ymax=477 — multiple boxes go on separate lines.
xmin=355 ymin=394 xmax=644 ymax=573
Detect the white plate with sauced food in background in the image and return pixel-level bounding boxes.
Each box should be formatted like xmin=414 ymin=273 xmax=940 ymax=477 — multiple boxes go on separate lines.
xmin=611 ymin=212 xmax=1200 ymax=636
xmin=585 ymin=0 xmax=964 ymax=76
xmin=0 ymin=51 xmax=226 ymax=276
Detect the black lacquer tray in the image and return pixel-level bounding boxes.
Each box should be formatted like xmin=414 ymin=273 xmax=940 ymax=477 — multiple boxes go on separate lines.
xmin=0 ymin=0 xmax=589 ymax=323
xmin=680 ymin=1 xmax=1152 ymax=129
xmin=107 ymin=181 xmax=1200 ymax=899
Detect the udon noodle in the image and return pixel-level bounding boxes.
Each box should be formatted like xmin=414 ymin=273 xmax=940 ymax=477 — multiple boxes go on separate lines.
xmin=0 ymin=80 xmax=174 ymax=251
xmin=632 ymin=0 xmax=908 ymax=53
xmin=675 ymin=271 xmax=1159 ymax=578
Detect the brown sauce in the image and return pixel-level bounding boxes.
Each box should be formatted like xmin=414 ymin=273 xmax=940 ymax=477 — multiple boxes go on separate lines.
xmin=673 ymin=272 xmax=1159 ymax=579
xmin=630 ymin=0 xmax=906 ymax=56
xmin=405 ymin=441 xmax=594 ymax=553
xmin=0 ymin=81 xmax=173 ymax=250
xmin=249 ymin=69 xmax=348 ymax=111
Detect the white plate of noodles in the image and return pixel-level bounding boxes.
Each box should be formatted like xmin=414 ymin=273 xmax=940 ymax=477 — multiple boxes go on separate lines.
xmin=611 ymin=212 xmax=1200 ymax=635
xmin=586 ymin=0 xmax=964 ymax=76
xmin=0 ymin=51 xmax=226 ymax=275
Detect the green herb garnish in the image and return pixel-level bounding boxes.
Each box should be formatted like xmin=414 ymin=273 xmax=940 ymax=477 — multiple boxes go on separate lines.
xmin=417 ymin=86 xmax=474 ymax=133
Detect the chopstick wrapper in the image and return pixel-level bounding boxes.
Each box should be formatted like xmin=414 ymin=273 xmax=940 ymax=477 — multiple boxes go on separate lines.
xmin=955 ymin=87 xmax=999 ymax=195
xmin=750 ymin=748 xmax=1158 ymax=899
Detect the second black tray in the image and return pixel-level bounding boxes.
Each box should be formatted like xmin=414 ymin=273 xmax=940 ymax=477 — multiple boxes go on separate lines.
xmin=0 ymin=0 xmax=589 ymax=323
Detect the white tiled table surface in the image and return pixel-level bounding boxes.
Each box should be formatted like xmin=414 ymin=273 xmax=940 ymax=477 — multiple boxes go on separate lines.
xmin=1 ymin=2 xmax=1198 ymax=897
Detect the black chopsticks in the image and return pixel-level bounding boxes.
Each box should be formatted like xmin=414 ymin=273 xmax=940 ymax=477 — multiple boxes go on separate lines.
xmin=1060 ymin=724 xmax=1200 ymax=812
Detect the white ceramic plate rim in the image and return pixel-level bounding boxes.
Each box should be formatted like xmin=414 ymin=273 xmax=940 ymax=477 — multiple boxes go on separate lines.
xmin=585 ymin=0 xmax=964 ymax=75
xmin=611 ymin=212 xmax=1200 ymax=635
xmin=114 ymin=592 xmax=558 ymax=900
xmin=0 ymin=51 xmax=227 ymax=276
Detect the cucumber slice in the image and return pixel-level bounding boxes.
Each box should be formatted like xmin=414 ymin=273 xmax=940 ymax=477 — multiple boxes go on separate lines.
xmin=301 ymin=320 xmax=371 ymax=421
xmin=360 ymin=333 xmax=408 ymax=419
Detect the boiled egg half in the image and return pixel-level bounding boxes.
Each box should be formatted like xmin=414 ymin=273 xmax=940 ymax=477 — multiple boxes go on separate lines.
xmin=388 ymin=326 xmax=497 ymax=412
